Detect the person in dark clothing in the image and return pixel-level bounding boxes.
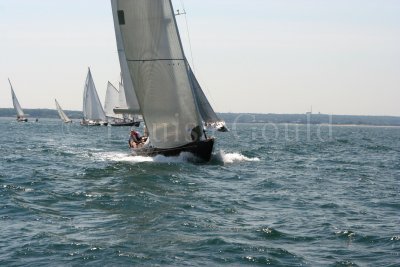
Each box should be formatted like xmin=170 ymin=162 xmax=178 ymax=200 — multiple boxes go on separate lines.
xmin=129 ymin=130 xmax=142 ymax=148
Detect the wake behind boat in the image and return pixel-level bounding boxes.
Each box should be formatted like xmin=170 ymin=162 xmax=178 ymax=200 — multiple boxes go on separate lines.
xmin=8 ymin=78 xmax=28 ymax=122
xmin=81 ymin=68 xmax=108 ymax=126
xmin=111 ymin=0 xmax=226 ymax=161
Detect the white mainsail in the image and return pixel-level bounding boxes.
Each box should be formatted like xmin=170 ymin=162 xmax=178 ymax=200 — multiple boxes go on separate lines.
xmin=55 ymin=99 xmax=72 ymax=123
xmin=104 ymin=82 xmax=123 ymax=119
xmin=83 ymin=68 xmax=107 ymax=122
xmin=111 ymin=1 xmax=140 ymax=114
xmin=111 ymin=0 xmax=204 ymax=149
xmin=8 ymin=79 xmax=25 ymax=117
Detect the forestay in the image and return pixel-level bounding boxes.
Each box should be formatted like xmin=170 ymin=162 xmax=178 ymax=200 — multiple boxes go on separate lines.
xmin=112 ymin=0 xmax=203 ymax=149
xmin=83 ymin=69 xmax=107 ymax=121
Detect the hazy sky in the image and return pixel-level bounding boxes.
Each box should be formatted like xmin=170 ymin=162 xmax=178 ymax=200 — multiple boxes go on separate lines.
xmin=1 ymin=0 xmax=399 ymax=116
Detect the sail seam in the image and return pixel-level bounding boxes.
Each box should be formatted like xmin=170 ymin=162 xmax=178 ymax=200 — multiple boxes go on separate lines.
xmin=127 ymin=59 xmax=185 ymax=62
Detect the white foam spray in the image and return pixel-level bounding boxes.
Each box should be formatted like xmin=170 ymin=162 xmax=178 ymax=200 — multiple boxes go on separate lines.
xmin=214 ymin=150 xmax=260 ymax=164
xmin=94 ymin=150 xmax=260 ymax=165
xmin=94 ymin=151 xmax=196 ymax=164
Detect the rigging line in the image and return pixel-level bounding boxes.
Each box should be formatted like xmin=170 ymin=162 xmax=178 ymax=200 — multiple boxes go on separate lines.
xmin=177 ymin=0 xmax=217 ymax=111
xmin=177 ymin=1 xmax=219 ymax=114
xmin=179 ymin=0 xmax=195 ymax=72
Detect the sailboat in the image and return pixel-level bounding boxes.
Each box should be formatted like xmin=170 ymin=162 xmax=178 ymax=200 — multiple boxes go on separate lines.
xmin=81 ymin=68 xmax=108 ymax=126
xmin=8 ymin=79 xmax=28 ymax=122
xmin=112 ymin=82 xmax=140 ymax=127
xmin=111 ymin=0 xmax=225 ymax=161
xmin=104 ymin=81 xmax=140 ymax=127
xmin=104 ymin=81 xmax=123 ymax=121
xmin=55 ymin=99 xmax=72 ymax=123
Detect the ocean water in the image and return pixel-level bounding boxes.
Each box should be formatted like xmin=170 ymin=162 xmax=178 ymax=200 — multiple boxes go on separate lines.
xmin=0 ymin=117 xmax=399 ymax=266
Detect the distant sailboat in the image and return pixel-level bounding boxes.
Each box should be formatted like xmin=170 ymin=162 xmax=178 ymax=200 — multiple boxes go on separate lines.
xmin=8 ymin=78 xmax=28 ymax=122
xmin=81 ymin=68 xmax=108 ymax=126
xmin=104 ymin=81 xmax=122 ymax=120
xmin=104 ymin=81 xmax=139 ymax=127
xmin=112 ymin=81 xmax=140 ymax=127
xmin=111 ymin=0 xmax=225 ymax=161
xmin=55 ymin=99 xmax=72 ymax=123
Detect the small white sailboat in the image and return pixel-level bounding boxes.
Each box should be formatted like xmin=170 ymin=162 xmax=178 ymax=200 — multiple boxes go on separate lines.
xmin=111 ymin=0 xmax=226 ymax=161
xmin=81 ymin=68 xmax=108 ymax=126
xmin=112 ymin=81 xmax=140 ymax=126
xmin=104 ymin=81 xmax=122 ymax=120
xmin=104 ymin=81 xmax=140 ymax=127
xmin=55 ymin=99 xmax=72 ymax=123
xmin=8 ymin=78 xmax=28 ymax=122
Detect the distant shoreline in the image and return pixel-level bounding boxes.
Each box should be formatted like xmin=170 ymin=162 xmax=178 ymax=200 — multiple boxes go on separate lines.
xmin=319 ymin=123 xmax=400 ymax=128
xmin=1 ymin=109 xmax=400 ymax=127
xmin=1 ymin=117 xmax=399 ymax=128
xmin=232 ymin=122 xmax=400 ymax=128
xmin=219 ymin=112 xmax=400 ymax=127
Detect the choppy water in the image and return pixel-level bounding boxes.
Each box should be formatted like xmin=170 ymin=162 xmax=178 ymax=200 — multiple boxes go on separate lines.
xmin=0 ymin=118 xmax=399 ymax=266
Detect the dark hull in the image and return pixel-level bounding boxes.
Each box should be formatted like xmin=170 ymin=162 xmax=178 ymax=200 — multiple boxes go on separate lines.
xmin=133 ymin=138 xmax=215 ymax=162
xmin=110 ymin=121 xmax=140 ymax=127
xmin=17 ymin=118 xmax=28 ymax=122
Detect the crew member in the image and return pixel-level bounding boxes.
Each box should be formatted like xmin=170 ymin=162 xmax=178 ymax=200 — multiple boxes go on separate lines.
xmin=129 ymin=130 xmax=142 ymax=148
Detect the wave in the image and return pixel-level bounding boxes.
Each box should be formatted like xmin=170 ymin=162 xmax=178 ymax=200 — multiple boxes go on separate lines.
xmin=214 ymin=150 xmax=260 ymax=164
xmin=94 ymin=150 xmax=260 ymax=165
xmin=95 ymin=152 xmax=153 ymax=163
xmin=94 ymin=151 xmax=197 ymax=164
